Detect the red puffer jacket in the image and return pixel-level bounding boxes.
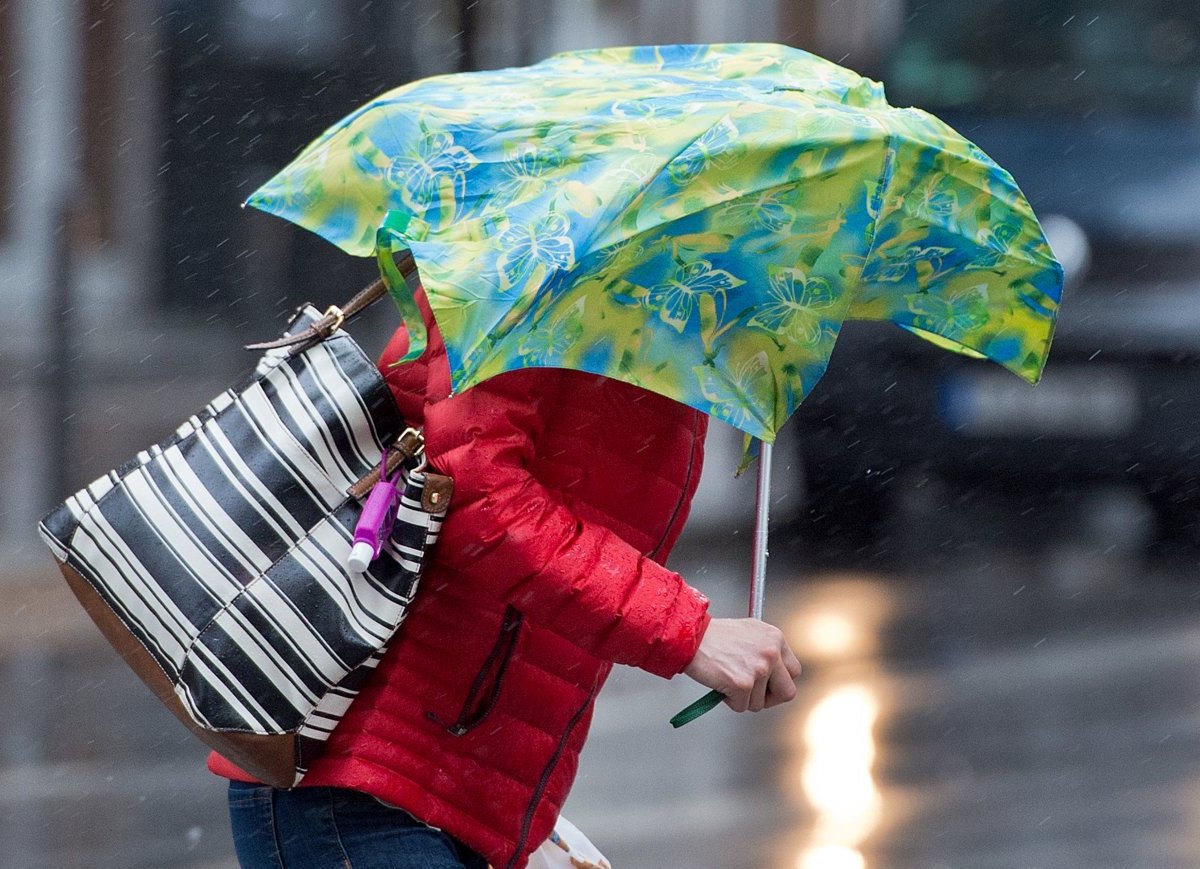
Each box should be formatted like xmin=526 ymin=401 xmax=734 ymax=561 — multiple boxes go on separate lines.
xmin=209 ymin=291 xmax=711 ymax=868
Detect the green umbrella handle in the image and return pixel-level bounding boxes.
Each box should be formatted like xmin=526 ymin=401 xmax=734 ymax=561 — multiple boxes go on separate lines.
xmin=376 ymin=211 xmax=427 ymax=365
xmin=670 ymin=689 xmax=724 ymax=728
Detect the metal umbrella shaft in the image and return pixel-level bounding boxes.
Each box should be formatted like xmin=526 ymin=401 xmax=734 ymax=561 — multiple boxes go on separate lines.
xmin=671 ymin=437 xmax=771 ymax=727
xmin=750 ymin=439 xmax=771 ymax=622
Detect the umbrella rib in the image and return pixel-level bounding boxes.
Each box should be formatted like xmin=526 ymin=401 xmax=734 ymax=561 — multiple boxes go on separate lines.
xmin=858 ymin=133 xmax=897 ymax=279
xmin=578 ymin=111 xmax=735 ymax=256
xmin=580 ymin=167 xmax=857 ymax=268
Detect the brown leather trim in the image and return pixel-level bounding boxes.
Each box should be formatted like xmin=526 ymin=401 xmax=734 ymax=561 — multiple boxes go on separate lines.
xmin=244 ymin=250 xmax=417 ymax=352
xmin=348 ymin=449 xmax=409 ymax=500
xmin=55 ymin=560 xmax=299 ymax=788
xmin=347 ymin=430 xmax=425 ymax=499
xmin=422 ymin=473 xmax=454 ymax=513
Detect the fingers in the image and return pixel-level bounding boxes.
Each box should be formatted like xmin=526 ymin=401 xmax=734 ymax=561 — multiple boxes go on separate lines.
xmin=766 ymin=637 xmax=802 ymax=709
xmin=684 ymin=618 xmax=803 ymax=714
xmin=721 ymin=684 xmax=751 ymax=713
xmin=782 ymin=643 xmax=803 ymax=680
xmin=721 ymin=665 xmax=767 ymax=713
xmin=735 ymin=655 xmax=794 ymax=714
xmin=750 ymin=634 xmax=802 ymax=712
xmin=764 ymin=660 xmax=798 ymax=709
xmin=748 ymin=668 xmax=769 ymax=713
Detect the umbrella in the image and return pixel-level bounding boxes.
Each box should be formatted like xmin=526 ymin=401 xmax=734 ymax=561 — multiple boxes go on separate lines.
xmin=247 ymin=43 xmax=1063 ymax=720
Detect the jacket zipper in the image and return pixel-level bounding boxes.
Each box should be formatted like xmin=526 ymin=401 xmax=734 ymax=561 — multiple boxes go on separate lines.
xmin=648 ymin=412 xmax=701 ymax=560
xmin=440 ymin=605 xmax=523 ymax=736
xmin=504 ymin=411 xmax=701 ymax=864
xmin=505 ymin=683 xmax=597 ymax=869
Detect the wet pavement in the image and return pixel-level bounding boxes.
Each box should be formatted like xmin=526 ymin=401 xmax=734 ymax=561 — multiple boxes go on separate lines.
xmin=3 ymin=496 xmax=1199 ymax=869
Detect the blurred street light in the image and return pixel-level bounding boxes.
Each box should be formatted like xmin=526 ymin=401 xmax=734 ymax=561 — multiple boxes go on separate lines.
xmin=795 ymin=684 xmax=882 ymax=869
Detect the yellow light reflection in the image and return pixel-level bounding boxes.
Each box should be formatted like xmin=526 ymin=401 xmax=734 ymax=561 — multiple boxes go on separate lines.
xmin=797 ymin=610 xmax=862 ymax=659
xmin=783 ymin=573 xmax=891 ymax=664
xmin=798 ymin=844 xmax=865 ymax=869
xmin=795 ymin=684 xmax=881 ymax=869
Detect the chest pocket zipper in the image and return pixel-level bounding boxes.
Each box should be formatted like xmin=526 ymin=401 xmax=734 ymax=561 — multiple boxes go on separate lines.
xmin=436 ymin=605 xmax=524 ymax=736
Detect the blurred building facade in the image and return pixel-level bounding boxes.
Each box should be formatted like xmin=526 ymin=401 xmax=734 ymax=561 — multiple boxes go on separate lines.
xmin=0 ymin=0 xmax=905 ymax=571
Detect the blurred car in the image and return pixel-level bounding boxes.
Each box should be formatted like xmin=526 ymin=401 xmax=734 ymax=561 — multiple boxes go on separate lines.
xmin=793 ymin=0 xmax=1200 ymax=551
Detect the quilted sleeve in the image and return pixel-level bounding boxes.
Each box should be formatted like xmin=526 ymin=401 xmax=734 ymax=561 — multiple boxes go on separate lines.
xmin=421 ymin=371 xmax=711 ymax=679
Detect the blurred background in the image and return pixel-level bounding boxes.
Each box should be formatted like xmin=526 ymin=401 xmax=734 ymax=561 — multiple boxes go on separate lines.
xmin=2 ymin=1 xmax=1199 ymax=867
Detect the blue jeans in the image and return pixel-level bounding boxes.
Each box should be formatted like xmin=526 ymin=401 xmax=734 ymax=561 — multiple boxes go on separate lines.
xmin=227 ymin=781 xmax=490 ymax=868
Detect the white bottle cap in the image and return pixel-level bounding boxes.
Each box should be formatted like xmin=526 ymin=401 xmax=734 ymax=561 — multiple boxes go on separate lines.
xmin=347 ymin=541 xmax=375 ymax=574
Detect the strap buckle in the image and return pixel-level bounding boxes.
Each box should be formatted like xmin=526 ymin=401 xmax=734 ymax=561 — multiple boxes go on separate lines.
xmin=397 ymin=427 xmax=425 ymax=467
xmin=321 ymin=305 xmax=346 ymax=335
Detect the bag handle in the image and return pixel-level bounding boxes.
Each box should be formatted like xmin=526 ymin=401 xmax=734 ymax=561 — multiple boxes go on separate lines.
xmin=243 ymin=249 xmax=418 ymax=355
xmin=243 ymin=250 xmax=444 ymax=505
xmin=347 ymin=428 xmax=424 ymax=499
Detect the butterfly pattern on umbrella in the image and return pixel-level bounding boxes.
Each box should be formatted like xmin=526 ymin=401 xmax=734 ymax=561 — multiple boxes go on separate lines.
xmin=248 ymin=43 xmax=1062 ymax=444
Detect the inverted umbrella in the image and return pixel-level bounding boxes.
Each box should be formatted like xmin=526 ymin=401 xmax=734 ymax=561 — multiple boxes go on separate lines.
xmin=247 ymin=42 xmax=1063 ymax=719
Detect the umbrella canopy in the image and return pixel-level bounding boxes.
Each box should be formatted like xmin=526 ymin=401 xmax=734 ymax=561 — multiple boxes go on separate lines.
xmin=248 ymin=42 xmax=1062 ymax=443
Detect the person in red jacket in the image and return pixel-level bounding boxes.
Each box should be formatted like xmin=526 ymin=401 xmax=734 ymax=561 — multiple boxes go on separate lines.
xmin=214 ymin=290 xmax=802 ymax=869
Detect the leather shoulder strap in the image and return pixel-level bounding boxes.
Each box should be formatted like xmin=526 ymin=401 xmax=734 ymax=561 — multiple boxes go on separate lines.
xmin=244 ymin=250 xmax=416 ymax=354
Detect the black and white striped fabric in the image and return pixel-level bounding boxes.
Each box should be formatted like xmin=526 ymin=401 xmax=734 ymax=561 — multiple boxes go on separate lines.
xmin=38 ymin=306 xmax=443 ymax=777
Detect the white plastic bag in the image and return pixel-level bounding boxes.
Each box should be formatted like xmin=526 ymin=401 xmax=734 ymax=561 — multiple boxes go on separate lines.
xmin=526 ymin=816 xmax=611 ymax=869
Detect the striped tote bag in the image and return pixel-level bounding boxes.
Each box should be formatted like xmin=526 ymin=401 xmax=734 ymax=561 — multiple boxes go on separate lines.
xmin=37 ymin=287 xmax=451 ymax=787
